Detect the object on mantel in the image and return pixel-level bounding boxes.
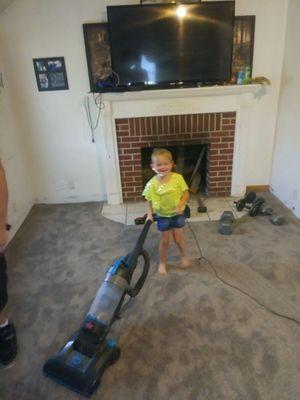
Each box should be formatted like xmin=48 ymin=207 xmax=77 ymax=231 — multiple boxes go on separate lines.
xmin=250 ymin=76 xmax=271 ymax=85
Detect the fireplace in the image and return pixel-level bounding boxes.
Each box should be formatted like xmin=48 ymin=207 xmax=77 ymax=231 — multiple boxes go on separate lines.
xmin=115 ymin=112 xmax=235 ymax=201
xmin=99 ymin=84 xmax=262 ymax=205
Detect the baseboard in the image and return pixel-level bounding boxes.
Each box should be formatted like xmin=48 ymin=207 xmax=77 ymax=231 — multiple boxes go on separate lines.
xmin=246 ymin=185 xmax=269 ymax=192
xmin=34 ymin=194 xmax=106 ymax=204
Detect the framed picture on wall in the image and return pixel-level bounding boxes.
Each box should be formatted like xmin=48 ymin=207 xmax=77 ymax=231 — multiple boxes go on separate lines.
xmin=83 ymin=23 xmax=112 ymax=92
xmin=232 ymin=16 xmax=256 ymax=83
xmin=33 ymin=57 xmax=69 ymax=91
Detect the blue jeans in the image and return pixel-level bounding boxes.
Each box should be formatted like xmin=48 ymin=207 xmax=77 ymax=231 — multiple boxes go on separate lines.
xmin=156 ymin=214 xmax=186 ymax=232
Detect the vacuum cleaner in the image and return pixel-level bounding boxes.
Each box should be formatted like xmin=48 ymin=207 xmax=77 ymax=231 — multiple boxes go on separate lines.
xmin=43 ymin=220 xmax=152 ymax=397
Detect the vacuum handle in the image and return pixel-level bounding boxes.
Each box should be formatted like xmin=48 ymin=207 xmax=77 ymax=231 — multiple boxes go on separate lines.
xmin=126 ymin=219 xmax=152 ymax=268
xmin=127 ymin=249 xmax=150 ymax=297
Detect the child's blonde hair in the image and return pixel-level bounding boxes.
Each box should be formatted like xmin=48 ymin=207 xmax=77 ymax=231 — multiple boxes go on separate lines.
xmin=151 ymin=148 xmax=174 ymax=163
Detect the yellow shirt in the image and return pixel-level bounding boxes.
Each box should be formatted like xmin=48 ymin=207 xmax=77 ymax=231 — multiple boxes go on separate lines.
xmin=142 ymin=172 xmax=189 ymax=217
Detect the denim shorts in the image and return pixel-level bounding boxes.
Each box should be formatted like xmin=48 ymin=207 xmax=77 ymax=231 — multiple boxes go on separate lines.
xmin=0 ymin=254 xmax=8 ymax=312
xmin=156 ymin=214 xmax=186 ymax=232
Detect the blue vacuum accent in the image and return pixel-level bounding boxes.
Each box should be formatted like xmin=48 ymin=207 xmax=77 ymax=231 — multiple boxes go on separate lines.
xmin=108 ymin=257 xmax=128 ymax=275
xmin=106 ymin=338 xmax=116 ymax=348
xmin=71 ymin=354 xmax=83 ymax=366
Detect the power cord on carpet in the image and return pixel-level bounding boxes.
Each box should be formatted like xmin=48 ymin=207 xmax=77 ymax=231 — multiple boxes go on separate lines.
xmin=187 ymin=221 xmax=300 ymax=327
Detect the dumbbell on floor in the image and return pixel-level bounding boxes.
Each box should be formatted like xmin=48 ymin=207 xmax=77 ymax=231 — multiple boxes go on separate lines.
xmin=248 ymin=197 xmax=265 ymax=216
xmin=252 ymin=201 xmax=285 ymax=225
xmin=259 ymin=203 xmax=285 ymax=225
xmin=234 ymin=192 xmax=257 ymax=212
xmin=218 ymin=211 xmax=235 ymax=235
xmin=259 ymin=203 xmax=273 ymax=216
xmin=235 ymin=192 xmax=266 ymax=217
xmin=269 ymin=214 xmax=285 ymax=225
xmin=257 ymin=201 xmax=285 ymax=225
xmin=234 ymin=192 xmax=285 ymax=226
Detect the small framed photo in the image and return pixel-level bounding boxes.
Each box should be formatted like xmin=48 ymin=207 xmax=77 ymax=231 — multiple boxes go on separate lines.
xmin=83 ymin=23 xmax=112 ymax=92
xmin=232 ymin=16 xmax=256 ymax=82
xmin=33 ymin=57 xmax=69 ymax=91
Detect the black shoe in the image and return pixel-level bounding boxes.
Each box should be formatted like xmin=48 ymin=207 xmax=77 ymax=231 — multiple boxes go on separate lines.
xmin=0 ymin=322 xmax=17 ymax=368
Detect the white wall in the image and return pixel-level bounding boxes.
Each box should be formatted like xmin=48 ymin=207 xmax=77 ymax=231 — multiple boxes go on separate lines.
xmin=234 ymin=0 xmax=288 ymax=186
xmin=0 ymin=0 xmax=288 ymax=207
xmin=0 ymin=0 xmax=129 ymax=204
xmin=0 ymin=44 xmax=33 ymax=238
xmin=270 ymin=0 xmax=300 ymax=218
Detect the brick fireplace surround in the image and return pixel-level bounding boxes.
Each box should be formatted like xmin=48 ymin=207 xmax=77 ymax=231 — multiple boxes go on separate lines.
xmin=115 ymin=112 xmax=236 ymax=201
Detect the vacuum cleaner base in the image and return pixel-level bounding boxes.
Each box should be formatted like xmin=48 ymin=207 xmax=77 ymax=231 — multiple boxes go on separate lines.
xmin=43 ymin=338 xmax=121 ymax=397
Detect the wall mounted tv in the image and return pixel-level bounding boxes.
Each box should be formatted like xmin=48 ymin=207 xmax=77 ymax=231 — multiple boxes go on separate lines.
xmin=107 ymin=1 xmax=235 ymax=90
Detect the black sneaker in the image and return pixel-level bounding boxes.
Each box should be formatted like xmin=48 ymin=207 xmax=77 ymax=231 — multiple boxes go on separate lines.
xmin=0 ymin=322 xmax=17 ymax=368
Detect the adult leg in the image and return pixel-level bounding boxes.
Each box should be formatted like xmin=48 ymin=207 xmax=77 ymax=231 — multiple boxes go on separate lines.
xmin=0 ymin=254 xmax=8 ymax=324
xmin=0 ymin=254 xmax=17 ymax=368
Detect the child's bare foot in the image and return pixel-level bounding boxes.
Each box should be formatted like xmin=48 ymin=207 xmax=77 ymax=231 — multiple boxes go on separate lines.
xmin=180 ymin=257 xmax=192 ymax=269
xmin=158 ymin=263 xmax=167 ymax=275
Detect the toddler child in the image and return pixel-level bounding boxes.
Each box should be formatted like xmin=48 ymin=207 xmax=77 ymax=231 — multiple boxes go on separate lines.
xmin=142 ymin=148 xmax=190 ymax=274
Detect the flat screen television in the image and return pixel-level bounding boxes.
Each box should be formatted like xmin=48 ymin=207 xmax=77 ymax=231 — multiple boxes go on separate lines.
xmin=107 ymin=1 xmax=235 ymax=90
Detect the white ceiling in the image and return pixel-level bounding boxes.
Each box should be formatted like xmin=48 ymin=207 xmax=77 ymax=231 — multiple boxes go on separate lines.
xmin=0 ymin=0 xmax=15 ymax=14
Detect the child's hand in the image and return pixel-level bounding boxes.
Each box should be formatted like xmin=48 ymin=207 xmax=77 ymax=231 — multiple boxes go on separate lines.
xmin=146 ymin=213 xmax=153 ymax=222
xmin=175 ymin=204 xmax=185 ymax=214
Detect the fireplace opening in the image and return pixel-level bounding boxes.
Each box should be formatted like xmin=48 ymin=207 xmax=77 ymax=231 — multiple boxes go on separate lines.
xmin=141 ymin=144 xmax=209 ymax=194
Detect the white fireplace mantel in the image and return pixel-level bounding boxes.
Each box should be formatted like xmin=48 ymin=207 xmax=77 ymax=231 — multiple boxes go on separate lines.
xmin=99 ymin=84 xmax=265 ymax=204
xmin=103 ymin=84 xmax=263 ymax=102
